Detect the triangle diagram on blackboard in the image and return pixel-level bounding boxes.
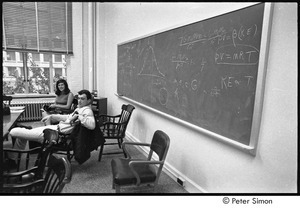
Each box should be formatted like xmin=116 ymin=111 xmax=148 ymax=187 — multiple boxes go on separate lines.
xmin=138 ymin=45 xmax=165 ymax=79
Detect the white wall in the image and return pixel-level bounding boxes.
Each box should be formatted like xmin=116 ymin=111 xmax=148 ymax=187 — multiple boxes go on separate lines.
xmin=97 ymin=2 xmax=297 ymax=193
xmin=68 ymin=3 xmax=83 ymax=94
xmin=70 ymin=3 xmax=107 ymax=96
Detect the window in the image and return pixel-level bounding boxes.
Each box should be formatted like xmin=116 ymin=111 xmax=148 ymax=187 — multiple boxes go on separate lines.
xmin=31 ymin=53 xmax=40 ymax=62
xmin=43 ymin=54 xmax=51 ymax=62
xmin=3 ymin=51 xmax=69 ymax=95
xmin=7 ymin=67 xmax=16 ymax=76
xmin=54 ymin=54 xmax=62 ymax=63
xmin=2 ymin=2 xmax=73 ymax=54
xmin=6 ymin=51 xmax=16 ymax=61
xmin=2 ymin=2 xmax=73 ymax=95
xmin=19 ymin=54 xmax=23 ymax=61
xmin=54 ymin=68 xmax=63 ymax=77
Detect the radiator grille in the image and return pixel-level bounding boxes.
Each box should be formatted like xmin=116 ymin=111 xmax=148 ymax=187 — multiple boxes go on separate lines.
xmin=10 ymin=101 xmax=53 ymax=122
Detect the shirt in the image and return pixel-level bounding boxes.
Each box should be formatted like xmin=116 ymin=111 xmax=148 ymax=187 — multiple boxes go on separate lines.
xmin=57 ymin=105 xmax=96 ymax=132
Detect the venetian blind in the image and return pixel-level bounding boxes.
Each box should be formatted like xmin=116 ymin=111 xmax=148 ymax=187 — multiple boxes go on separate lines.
xmin=2 ymin=2 xmax=73 ymax=54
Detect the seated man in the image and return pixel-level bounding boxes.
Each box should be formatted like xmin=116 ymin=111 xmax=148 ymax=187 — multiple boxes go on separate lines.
xmin=7 ymin=90 xmax=95 ymax=163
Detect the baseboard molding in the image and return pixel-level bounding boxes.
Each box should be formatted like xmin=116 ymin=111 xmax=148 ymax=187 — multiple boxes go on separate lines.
xmin=125 ymin=132 xmax=207 ymax=193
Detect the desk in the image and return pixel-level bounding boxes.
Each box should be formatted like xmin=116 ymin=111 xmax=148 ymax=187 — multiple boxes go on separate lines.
xmin=3 ymin=110 xmax=24 ymax=138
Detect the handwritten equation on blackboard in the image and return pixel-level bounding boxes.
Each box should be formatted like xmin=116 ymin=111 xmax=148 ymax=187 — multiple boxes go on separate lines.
xmin=118 ymin=3 xmax=265 ymax=145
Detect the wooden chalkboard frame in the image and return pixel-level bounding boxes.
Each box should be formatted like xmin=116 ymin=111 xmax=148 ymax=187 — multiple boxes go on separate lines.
xmin=117 ymin=3 xmax=274 ymax=155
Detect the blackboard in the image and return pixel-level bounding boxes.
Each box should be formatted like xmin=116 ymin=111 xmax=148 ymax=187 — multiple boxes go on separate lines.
xmin=117 ymin=3 xmax=273 ymax=147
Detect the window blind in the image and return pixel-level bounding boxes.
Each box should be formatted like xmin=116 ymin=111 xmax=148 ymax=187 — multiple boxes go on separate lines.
xmin=2 ymin=2 xmax=73 ymax=54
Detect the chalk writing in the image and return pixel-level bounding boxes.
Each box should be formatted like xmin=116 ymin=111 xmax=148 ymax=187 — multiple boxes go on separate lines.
xmin=179 ymin=24 xmax=258 ymax=48
xmin=210 ymin=86 xmax=221 ymax=97
xmin=200 ymin=58 xmax=207 ymax=72
xmin=232 ymin=24 xmax=258 ymax=47
xmin=159 ymin=88 xmax=168 ymax=106
xmin=171 ymin=54 xmax=194 ymax=69
xmin=174 ymin=78 xmax=201 ymax=92
xmin=215 ymin=44 xmax=259 ymax=65
xmin=178 ymin=33 xmax=207 ymax=49
xmin=138 ymin=43 xmax=165 ymax=78
xmin=221 ymin=75 xmax=254 ymax=90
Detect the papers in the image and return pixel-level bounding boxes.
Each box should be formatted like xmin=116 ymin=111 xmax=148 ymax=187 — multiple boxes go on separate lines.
xmin=10 ymin=106 xmax=25 ymax=111
xmin=10 ymin=106 xmax=25 ymax=113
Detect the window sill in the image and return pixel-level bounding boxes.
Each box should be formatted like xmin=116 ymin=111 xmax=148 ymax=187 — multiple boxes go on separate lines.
xmin=10 ymin=94 xmax=56 ymax=99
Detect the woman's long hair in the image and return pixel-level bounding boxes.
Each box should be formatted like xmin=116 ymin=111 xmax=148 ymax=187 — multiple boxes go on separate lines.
xmin=55 ymin=79 xmax=71 ymax=95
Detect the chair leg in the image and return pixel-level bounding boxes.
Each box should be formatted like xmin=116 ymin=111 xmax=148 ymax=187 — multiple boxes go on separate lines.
xmin=112 ymin=177 xmax=116 ymax=189
xmin=98 ymin=143 xmax=104 ymax=161
xmin=123 ymin=149 xmax=127 ymax=158
xmin=115 ymin=185 xmax=121 ymax=193
xmin=117 ymin=138 xmax=121 ymax=148
xmin=67 ymin=150 xmax=71 ymax=161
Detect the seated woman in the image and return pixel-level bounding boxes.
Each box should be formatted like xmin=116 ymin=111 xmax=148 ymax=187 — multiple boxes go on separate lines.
xmin=42 ymin=79 xmax=74 ymax=125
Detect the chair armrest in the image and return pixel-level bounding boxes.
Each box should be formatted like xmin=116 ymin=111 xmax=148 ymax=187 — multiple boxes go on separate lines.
xmin=100 ymin=121 xmax=128 ymax=131
xmin=3 ymin=178 xmax=45 ymax=190
xmin=122 ymin=142 xmax=151 ymax=147
xmin=62 ymin=157 xmax=72 ymax=184
xmin=99 ymin=114 xmax=121 ymax=118
xmin=128 ymin=160 xmax=164 ymax=186
xmin=3 ymin=166 xmax=39 ymax=178
xmin=98 ymin=114 xmax=122 ymax=124
xmin=3 ymin=147 xmax=42 ymax=154
xmin=122 ymin=142 xmax=151 ymax=159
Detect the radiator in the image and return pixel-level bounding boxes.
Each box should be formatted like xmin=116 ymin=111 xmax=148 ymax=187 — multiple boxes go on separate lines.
xmin=10 ymin=100 xmax=54 ymax=122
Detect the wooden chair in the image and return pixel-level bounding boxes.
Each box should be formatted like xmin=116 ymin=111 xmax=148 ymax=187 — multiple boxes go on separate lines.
xmin=44 ymin=128 xmax=74 ymax=161
xmin=111 ymin=130 xmax=170 ymax=193
xmin=1 ymin=155 xmax=72 ymax=194
xmin=43 ymin=155 xmax=72 ymax=193
xmin=1 ymin=178 xmax=45 ymax=193
xmin=3 ymin=147 xmax=45 ymax=174
xmin=2 ymin=128 xmax=56 ymax=177
xmin=44 ymin=121 xmax=104 ymax=164
xmin=97 ymin=104 xmax=135 ymax=162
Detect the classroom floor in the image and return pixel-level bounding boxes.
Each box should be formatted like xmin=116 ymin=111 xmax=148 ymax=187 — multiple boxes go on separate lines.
xmin=17 ymin=121 xmax=188 ymax=193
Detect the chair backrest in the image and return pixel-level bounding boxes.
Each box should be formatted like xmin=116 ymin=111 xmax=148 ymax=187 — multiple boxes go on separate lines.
xmin=117 ymin=104 xmax=135 ymax=135
xmin=43 ymin=155 xmax=72 ymax=193
xmin=3 ymin=147 xmax=43 ymax=174
xmin=1 ymin=155 xmax=71 ymax=193
xmin=2 ymin=129 xmax=55 ymax=179
xmin=70 ymin=96 xmax=78 ymax=111
xmin=148 ymin=130 xmax=170 ymax=185
xmin=119 ymin=104 xmax=135 ymax=124
xmin=150 ymin=130 xmax=170 ymax=161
